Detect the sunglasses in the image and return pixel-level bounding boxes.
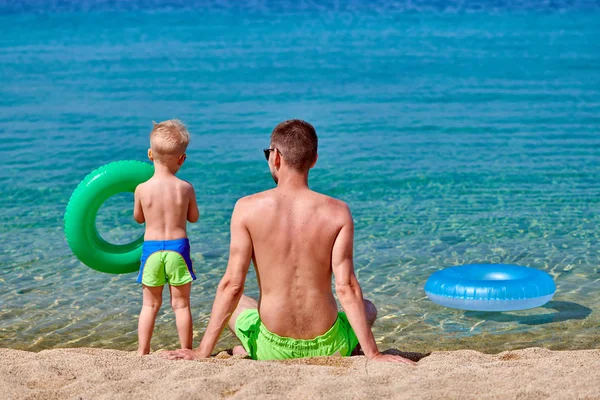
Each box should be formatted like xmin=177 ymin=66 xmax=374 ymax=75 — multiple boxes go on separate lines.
xmin=263 ymin=148 xmax=277 ymax=161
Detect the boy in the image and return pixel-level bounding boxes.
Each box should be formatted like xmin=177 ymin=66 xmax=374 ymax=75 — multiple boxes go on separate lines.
xmin=133 ymin=119 xmax=200 ymax=355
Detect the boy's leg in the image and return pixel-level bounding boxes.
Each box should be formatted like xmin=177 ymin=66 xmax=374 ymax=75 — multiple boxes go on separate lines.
xmin=138 ymin=285 xmax=163 ymax=355
xmin=170 ymin=282 xmax=193 ymax=350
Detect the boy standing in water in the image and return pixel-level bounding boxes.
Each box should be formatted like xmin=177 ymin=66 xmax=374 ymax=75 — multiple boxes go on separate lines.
xmin=133 ymin=119 xmax=200 ymax=355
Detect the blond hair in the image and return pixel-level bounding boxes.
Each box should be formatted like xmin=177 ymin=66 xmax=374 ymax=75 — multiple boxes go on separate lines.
xmin=150 ymin=119 xmax=190 ymax=161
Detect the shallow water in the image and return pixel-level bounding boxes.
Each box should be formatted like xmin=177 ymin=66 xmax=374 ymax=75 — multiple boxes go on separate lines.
xmin=1 ymin=1 xmax=599 ymax=354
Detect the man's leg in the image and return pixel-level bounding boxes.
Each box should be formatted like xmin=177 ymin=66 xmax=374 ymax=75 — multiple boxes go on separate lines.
xmin=364 ymin=299 xmax=378 ymax=327
xmin=228 ymin=294 xmax=258 ymax=356
xmin=228 ymin=294 xmax=258 ymax=332
xmin=342 ymin=298 xmax=377 ymax=326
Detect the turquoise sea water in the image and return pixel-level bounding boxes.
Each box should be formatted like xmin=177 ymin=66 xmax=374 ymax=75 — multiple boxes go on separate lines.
xmin=1 ymin=1 xmax=599 ymax=354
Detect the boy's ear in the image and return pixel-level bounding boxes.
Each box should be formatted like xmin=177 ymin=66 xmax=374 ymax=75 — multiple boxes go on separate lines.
xmin=148 ymin=149 xmax=153 ymax=161
xmin=178 ymin=154 xmax=187 ymax=166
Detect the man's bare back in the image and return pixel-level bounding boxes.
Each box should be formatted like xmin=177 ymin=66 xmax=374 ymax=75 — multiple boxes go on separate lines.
xmin=237 ymin=187 xmax=348 ymax=339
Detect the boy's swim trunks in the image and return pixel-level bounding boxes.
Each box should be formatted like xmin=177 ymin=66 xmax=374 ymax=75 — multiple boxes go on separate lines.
xmin=137 ymin=238 xmax=196 ymax=287
xmin=234 ymin=309 xmax=359 ymax=360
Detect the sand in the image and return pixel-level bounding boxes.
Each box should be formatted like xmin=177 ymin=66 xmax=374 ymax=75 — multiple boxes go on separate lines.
xmin=1 ymin=347 xmax=598 ymax=399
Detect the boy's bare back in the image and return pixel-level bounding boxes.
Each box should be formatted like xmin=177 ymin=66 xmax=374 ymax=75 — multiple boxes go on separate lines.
xmin=135 ymin=175 xmax=198 ymax=241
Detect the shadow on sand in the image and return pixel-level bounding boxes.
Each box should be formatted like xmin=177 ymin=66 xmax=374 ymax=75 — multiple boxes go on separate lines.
xmin=381 ymin=349 xmax=431 ymax=362
xmin=218 ymin=348 xmax=431 ymax=363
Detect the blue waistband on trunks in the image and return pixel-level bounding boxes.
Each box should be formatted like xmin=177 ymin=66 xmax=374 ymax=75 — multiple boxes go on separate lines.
xmin=140 ymin=238 xmax=194 ymax=278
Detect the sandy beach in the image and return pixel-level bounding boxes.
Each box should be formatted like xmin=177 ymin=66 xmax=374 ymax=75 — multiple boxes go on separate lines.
xmin=1 ymin=347 xmax=598 ymax=399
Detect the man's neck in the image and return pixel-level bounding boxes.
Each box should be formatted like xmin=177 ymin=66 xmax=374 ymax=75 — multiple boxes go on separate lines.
xmin=276 ymin=170 xmax=310 ymax=191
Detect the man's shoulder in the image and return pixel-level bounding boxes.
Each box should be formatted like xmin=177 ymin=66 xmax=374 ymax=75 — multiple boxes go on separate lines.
xmin=231 ymin=191 xmax=275 ymax=225
xmin=235 ymin=190 xmax=275 ymax=209
xmin=313 ymin=192 xmax=351 ymax=214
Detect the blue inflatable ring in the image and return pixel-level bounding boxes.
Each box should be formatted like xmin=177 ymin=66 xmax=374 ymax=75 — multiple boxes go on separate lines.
xmin=425 ymin=264 xmax=556 ymax=311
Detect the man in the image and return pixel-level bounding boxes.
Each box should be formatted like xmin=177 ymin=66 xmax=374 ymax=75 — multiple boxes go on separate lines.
xmin=164 ymin=119 xmax=414 ymax=364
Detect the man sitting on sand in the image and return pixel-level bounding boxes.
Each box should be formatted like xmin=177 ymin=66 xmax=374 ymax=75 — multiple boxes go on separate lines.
xmin=164 ymin=119 xmax=414 ymax=364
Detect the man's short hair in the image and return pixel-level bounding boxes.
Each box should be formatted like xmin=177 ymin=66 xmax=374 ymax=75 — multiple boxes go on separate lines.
xmin=271 ymin=119 xmax=318 ymax=172
xmin=150 ymin=119 xmax=190 ymax=160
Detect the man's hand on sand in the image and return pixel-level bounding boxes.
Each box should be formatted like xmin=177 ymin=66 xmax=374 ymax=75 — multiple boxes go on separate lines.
xmin=371 ymin=353 xmax=416 ymax=365
xmin=160 ymin=349 xmax=205 ymax=360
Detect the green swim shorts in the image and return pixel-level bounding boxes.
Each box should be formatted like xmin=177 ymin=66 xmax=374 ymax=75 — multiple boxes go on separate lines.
xmin=234 ymin=309 xmax=359 ymax=360
xmin=136 ymin=239 xmax=196 ymax=287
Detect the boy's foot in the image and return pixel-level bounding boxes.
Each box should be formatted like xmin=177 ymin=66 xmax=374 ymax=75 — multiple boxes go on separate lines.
xmin=138 ymin=348 xmax=150 ymax=356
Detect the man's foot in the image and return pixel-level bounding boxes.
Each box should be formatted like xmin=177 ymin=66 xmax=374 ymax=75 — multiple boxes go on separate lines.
xmin=232 ymin=345 xmax=248 ymax=356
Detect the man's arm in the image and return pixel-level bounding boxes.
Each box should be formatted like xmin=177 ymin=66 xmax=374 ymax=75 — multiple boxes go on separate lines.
xmin=163 ymin=199 xmax=252 ymax=360
xmin=187 ymin=184 xmax=200 ymax=223
xmin=133 ymin=187 xmax=145 ymax=224
xmin=332 ymin=204 xmax=415 ymax=364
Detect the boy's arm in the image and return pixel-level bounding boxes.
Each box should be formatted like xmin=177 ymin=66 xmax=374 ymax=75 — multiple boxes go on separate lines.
xmin=332 ymin=204 xmax=414 ymax=365
xmin=133 ymin=187 xmax=145 ymax=224
xmin=163 ymin=199 xmax=252 ymax=360
xmin=187 ymin=184 xmax=200 ymax=223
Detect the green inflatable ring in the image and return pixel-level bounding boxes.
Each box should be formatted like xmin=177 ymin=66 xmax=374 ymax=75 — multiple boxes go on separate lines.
xmin=64 ymin=160 xmax=154 ymax=274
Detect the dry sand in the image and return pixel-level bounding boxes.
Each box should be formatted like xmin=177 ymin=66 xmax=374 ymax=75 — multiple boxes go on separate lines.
xmin=1 ymin=347 xmax=599 ymax=399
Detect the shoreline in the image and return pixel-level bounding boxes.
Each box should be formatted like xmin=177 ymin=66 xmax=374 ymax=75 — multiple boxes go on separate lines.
xmin=2 ymin=347 xmax=599 ymax=399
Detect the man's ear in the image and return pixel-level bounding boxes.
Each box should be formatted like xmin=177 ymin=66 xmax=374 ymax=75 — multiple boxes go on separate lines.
xmin=274 ymin=149 xmax=282 ymax=168
xmin=309 ymin=153 xmax=318 ymax=169
xmin=148 ymin=149 xmax=153 ymax=161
